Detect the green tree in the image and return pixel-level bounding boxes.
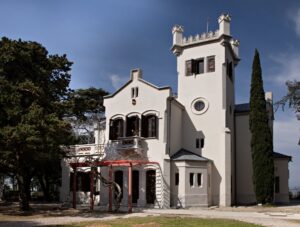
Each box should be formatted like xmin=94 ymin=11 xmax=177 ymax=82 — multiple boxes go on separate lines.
xmin=0 ymin=37 xmax=75 ymax=210
xmin=249 ymin=49 xmax=274 ymax=204
xmin=275 ymin=80 xmax=300 ymax=144
xmin=67 ymin=87 xmax=108 ymax=144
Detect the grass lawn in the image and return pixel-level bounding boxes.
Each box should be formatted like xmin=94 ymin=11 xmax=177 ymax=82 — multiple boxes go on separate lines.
xmin=54 ymin=216 xmax=262 ymax=227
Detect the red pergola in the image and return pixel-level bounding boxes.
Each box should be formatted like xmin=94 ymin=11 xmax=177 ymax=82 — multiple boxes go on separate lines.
xmin=69 ymin=160 xmax=159 ymax=213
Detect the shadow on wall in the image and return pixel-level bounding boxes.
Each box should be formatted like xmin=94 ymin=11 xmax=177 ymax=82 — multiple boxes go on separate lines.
xmin=181 ymin=111 xmax=222 ymax=206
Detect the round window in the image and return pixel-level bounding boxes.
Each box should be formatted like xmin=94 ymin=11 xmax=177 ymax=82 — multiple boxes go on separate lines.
xmin=191 ymin=98 xmax=209 ymax=115
xmin=194 ymin=101 xmax=205 ymax=111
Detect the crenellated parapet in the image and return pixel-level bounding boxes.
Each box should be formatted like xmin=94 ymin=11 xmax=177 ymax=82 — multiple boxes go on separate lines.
xmin=182 ymin=30 xmax=220 ymax=45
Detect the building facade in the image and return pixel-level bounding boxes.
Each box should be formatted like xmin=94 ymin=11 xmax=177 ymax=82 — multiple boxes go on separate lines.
xmin=60 ymin=14 xmax=291 ymax=209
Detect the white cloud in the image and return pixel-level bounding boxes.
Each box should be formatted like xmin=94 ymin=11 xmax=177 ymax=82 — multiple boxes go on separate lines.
xmin=289 ymin=8 xmax=300 ymax=37
xmin=268 ymin=53 xmax=300 ymax=84
xmin=273 ymin=114 xmax=300 ymax=188
xmin=109 ymin=74 xmax=127 ymax=90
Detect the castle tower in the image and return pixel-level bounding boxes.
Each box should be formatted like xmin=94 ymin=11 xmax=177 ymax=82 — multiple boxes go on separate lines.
xmin=172 ymin=14 xmax=240 ymax=206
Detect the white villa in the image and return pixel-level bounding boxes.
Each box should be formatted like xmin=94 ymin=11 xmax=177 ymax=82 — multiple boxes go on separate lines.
xmin=60 ymin=14 xmax=291 ymax=211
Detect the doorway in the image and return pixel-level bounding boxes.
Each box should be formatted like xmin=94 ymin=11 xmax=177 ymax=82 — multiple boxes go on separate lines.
xmin=114 ymin=170 xmax=123 ymax=200
xmin=146 ymin=170 xmax=156 ymax=204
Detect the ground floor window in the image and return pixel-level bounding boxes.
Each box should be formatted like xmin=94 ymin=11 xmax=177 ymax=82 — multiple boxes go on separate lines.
xmin=146 ymin=170 xmax=156 ymax=204
xmin=132 ymin=170 xmax=139 ymax=203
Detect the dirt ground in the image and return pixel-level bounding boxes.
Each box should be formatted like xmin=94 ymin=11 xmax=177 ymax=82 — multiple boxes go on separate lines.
xmin=1 ymin=201 xmax=300 ymax=227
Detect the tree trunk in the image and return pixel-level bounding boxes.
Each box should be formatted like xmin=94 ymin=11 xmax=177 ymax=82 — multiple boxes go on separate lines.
xmin=17 ymin=174 xmax=30 ymax=211
xmin=38 ymin=175 xmax=50 ymax=201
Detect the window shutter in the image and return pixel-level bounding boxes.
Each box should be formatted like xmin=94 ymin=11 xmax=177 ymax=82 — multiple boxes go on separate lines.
xmin=153 ymin=116 xmax=157 ymax=137
xmin=186 ymin=60 xmax=192 ymax=76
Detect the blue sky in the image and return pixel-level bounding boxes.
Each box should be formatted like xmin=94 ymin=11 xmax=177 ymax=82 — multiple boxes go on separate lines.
xmin=0 ymin=0 xmax=299 ymax=187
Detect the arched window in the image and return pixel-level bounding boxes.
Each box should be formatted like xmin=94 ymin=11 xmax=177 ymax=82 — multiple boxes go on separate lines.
xmin=142 ymin=114 xmax=158 ymax=138
xmin=126 ymin=116 xmax=140 ymax=137
xmin=109 ymin=118 xmax=124 ymax=140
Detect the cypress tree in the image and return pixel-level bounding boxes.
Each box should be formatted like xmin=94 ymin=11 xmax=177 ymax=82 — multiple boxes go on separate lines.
xmin=249 ymin=49 xmax=274 ymax=204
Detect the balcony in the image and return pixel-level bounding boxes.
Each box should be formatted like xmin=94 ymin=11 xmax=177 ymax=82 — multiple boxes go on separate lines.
xmin=66 ymin=144 xmax=105 ymax=157
xmin=117 ymin=136 xmax=144 ymax=153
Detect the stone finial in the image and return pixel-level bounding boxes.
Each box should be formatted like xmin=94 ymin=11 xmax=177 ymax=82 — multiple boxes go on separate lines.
xmin=265 ymin=92 xmax=273 ymax=103
xmin=230 ymin=39 xmax=240 ymax=57
xmin=218 ymin=13 xmax=231 ymax=23
xmin=172 ymin=25 xmax=184 ymax=34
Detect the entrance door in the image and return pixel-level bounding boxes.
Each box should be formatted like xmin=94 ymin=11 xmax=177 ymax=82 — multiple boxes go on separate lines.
xmin=114 ymin=171 xmax=123 ymax=200
xmin=132 ymin=170 xmax=139 ymax=203
xmin=146 ymin=170 xmax=156 ymax=204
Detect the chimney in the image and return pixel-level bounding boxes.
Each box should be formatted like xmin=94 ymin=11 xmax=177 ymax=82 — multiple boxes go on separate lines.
xmin=131 ymin=68 xmax=142 ymax=80
xmin=172 ymin=25 xmax=184 ymax=46
xmin=218 ymin=13 xmax=231 ymax=36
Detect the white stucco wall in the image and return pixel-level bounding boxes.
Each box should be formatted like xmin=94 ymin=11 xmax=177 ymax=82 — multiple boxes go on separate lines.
xmin=235 ymin=113 xmax=256 ymax=204
xmin=274 ymin=159 xmax=290 ymax=204
xmin=176 ymin=38 xmax=236 ymax=206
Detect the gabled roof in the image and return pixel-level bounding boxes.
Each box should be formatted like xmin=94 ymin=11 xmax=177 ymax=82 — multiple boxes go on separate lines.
xmin=235 ymin=103 xmax=250 ymax=114
xmin=171 ymin=149 xmax=210 ymax=162
xmin=104 ymin=78 xmax=171 ymax=99
xmin=273 ymin=152 xmax=292 ymax=161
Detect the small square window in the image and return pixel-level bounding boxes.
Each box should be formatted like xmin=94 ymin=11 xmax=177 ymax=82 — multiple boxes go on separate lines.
xmin=186 ymin=58 xmax=204 ymax=76
xmin=189 ymin=173 xmax=194 ymax=186
xmin=175 ymin=173 xmax=179 ymax=186
xmin=207 ymin=56 xmax=215 ymax=72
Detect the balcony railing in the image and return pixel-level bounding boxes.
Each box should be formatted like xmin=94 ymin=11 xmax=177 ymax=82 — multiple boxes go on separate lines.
xmin=66 ymin=144 xmax=105 ymax=156
xmin=117 ymin=136 xmax=144 ymax=152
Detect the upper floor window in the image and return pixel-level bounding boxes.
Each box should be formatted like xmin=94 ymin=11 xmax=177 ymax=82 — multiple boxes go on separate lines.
xmin=186 ymin=58 xmax=204 ymax=76
xmin=109 ymin=118 xmax=124 ymax=140
xmin=131 ymin=87 xmax=139 ymax=98
xmin=207 ymin=56 xmax=215 ymax=72
xmin=126 ymin=116 xmax=140 ymax=137
xmin=141 ymin=114 xmax=158 ymax=138
xmin=227 ymin=61 xmax=233 ymax=80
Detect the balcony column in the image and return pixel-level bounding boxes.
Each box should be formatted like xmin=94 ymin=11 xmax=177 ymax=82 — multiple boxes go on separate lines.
xmin=90 ymin=167 xmax=94 ymax=210
xmin=128 ymin=164 xmax=132 ymax=213
xmin=138 ymin=168 xmax=146 ymax=207
xmin=108 ymin=165 xmax=113 ymax=212
xmin=72 ymin=167 xmax=77 ymax=209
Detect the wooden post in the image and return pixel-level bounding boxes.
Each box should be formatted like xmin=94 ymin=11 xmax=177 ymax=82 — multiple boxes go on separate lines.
xmin=108 ymin=165 xmax=112 ymax=212
xmin=72 ymin=167 xmax=77 ymax=209
xmin=90 ymin=168 xmax=94 ymax=211
xmin=128 ymin=164 xmax=132 ymax=213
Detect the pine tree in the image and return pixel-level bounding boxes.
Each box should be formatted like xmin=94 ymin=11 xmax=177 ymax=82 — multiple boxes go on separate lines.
xmin=249 ymin=49 xmax=274 ymax=204
xmin=0 ymin=37 xmax=75 ymax=210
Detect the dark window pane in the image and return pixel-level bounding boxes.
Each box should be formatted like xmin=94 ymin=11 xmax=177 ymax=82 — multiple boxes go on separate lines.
xmin=201 ymin=138 xmax=205 ymax=148
xmin=189 ymin=173 xmax=194 ymax=186
xmin=198 ymin=59 xmax=204 ymax=74
xmin=196 ymin=139 xmax=200 ymax=148
xmin=197 ymin=173 xmax=202 ymax=186
xmin=175 ymin=173 xmax=179 ymax=186
xmin=126 ymin=116 xmax=140 ymax=136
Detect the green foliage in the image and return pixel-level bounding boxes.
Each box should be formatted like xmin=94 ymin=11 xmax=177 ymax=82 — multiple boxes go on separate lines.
xmin=0 ymin=37 xmax=75 ymax=209
xmin=67 ymin=87 xmax=108 ymax=144
xmin=249 ymin=49 xmax=274 ymax=204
